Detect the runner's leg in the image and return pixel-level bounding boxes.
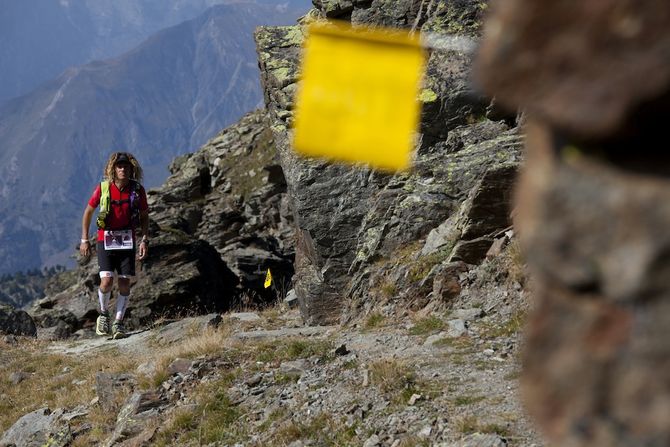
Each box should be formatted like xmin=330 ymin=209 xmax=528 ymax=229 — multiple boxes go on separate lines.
xmin=116 ymin=277 xmax=130 ymax=321
xmin=96 ymin=242 xmax=114 ymax=335
xmin=112 ymin=250 xmax=135 ymax=339
xmin=98 ymin=284 xmax=111 ymax=312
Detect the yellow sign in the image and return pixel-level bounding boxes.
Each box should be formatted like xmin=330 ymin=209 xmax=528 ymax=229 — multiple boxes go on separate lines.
xmin=264 ymin=269 xmax=273 ymax=289
xmin=293 ymin=21 xmax=427 ymax=171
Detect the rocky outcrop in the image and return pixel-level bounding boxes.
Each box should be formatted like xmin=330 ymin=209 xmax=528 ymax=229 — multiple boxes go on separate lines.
xmin=256 ymin=0 xmax=520 ymax=324
xmin=149 ymin=110 xmax=295 ymax=299
xmin=28 ymin=0 xmax=518 ymax=335
xmin=125 ymin=231 xmax=239 ymax=323
xmin=0 ymin=304 xmax=36 ymax=336
xmin=350 ymin=121 xmax=521 ymax=272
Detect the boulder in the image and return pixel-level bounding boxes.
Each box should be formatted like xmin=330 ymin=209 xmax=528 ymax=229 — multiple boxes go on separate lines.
xmin=0 ymin=408 xmax=70 ymax=447
xmin=432 ymin=262 xmax=469 ymax=302
xmin=150 ymin=110 xmax=295 ymax=302
xmin=96 ymin=373 xmax=137 ymax=412
xmin=32 ymin=308 xmax=78 ymax=331
xmin=0 ymin=304 xmax=36 ymax=336
xmin=104 ymin=391 xmax=167 ymax=447
xmin=451 ymin=433 xmax=507 ymax=447
xmin=36 ymin=320 xmax=73 ymax=341
xmin=127 ymin=231 xmax=238 ymax=326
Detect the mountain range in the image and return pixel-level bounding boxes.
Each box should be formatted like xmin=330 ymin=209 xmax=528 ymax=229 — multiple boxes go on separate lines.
xmin=0 ymin=0 xmax=310 ymax=104
xmin=0 ymin=1 xmax=311 ymax=274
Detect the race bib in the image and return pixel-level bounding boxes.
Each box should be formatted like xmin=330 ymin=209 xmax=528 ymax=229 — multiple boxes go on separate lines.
xmin=103 ymin=230 xmax=134 ymax=250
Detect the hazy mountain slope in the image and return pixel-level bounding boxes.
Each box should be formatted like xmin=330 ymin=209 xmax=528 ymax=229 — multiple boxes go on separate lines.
xmin=0 ymin=2 xmax=309 ymax=274
xmin=0 ymin=0 xmax=311 ymax=105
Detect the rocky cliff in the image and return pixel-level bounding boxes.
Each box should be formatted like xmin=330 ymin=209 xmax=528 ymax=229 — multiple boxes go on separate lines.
xmin=256 ymin=0 xmax=521 ymax=325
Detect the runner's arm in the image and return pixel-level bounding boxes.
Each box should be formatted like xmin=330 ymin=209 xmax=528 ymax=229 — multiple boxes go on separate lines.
xmin=80 ymin=204 xmax=95 ymax=257
xmin=137 ymin=209 xmax=150 ymax=260
xmin=140 ymin=209 xmax=149 ymax=239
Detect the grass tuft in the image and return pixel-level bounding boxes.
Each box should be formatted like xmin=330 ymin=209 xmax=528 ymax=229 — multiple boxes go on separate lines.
xmin=144 ymin=325 xmax=232 ymax=388
xmin=409 ymin=316 xmax=444 ymax=336
xmin=154 ymin=373 xmax=243 ymax=446
xmin=0 ymin=339 xmax=138 ymax=438
xmin=272 ymin=413 xmax=357 ymax=446
xmin=478 ymin=310 xmax=527 ymax=340
xmin=454 ymin=394 xmax=486 ymax=406
xmin=455 ymin=414 xmax=511 ymax=437
xmin=252 ymin=338 xmax=334 ymax=364
xmin=363 ymin=312 xmax=385 ymax=331
xmin=368 ymin=359 xmax=428 ymax=406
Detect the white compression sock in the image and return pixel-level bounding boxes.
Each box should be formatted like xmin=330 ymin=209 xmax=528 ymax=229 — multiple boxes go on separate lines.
xmin=98 ymin=289 xmax=111 ymax=313
xmin=116 ymin=294 xmax=129 ymax=321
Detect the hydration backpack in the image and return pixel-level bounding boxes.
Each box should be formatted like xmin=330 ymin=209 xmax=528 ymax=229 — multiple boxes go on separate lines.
xmin=96 ymin=180 xmax=141 ymax=229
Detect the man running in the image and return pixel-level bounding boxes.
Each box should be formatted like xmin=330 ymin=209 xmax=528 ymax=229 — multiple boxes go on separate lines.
xmin=80 ymin=152 xmax=149 ymax=339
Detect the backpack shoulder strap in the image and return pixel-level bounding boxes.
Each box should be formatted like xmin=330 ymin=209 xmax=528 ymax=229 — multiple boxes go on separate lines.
xmin=96 ymin=181 xmax=111 ymax=229
xmin=128 ymin=180 xmax=139 ymax=206
xmin=128 ymin=180 xmax=142 ymax=228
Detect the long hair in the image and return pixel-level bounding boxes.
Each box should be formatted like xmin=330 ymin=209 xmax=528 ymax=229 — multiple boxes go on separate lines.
xmin=103 ymin=152 xmax=143 ymax=183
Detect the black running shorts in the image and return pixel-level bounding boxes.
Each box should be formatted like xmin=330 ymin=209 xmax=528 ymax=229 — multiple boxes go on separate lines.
xmin=97 ymin=242 xmax=136 ymax=277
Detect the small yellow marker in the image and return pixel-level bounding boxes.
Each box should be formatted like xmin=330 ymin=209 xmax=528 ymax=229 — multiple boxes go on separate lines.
xmin=264 ymin=269 xmax=273 ymax=289
xmin=293 ymin=21 xmax=427 ymax=171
